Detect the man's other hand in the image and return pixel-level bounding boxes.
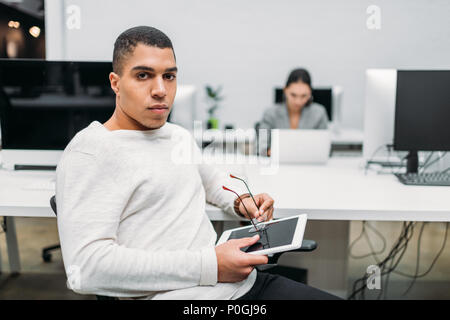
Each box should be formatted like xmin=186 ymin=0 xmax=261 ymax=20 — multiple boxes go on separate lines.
xmin=239 ymin=193 xmax=274 ymax=222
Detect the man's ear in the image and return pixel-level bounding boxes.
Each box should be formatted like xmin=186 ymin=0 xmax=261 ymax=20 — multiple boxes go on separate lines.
xmin=109 ymin=72 xmax=120 ymax=96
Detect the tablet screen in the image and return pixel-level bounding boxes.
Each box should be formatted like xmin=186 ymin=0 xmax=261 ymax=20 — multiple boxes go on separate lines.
xmin=228 ymin=217 xmax=299 ymax=252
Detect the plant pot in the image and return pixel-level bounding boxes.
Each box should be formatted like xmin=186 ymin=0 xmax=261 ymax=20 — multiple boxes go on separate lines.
xmin=207 ymin=117 xmax=219 ymax=129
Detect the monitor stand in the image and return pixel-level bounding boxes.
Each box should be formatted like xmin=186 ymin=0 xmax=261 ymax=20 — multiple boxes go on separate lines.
xmin=406 ymin=151 xmax=418 ymax=174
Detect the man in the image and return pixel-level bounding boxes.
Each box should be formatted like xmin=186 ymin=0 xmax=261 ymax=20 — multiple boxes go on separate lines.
xmin=56 ymin=26 xmax=338 ymax=300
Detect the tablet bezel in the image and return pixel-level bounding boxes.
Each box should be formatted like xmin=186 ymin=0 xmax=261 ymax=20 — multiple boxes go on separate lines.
xmin=216 ymin=214 xmax=307 ymax=256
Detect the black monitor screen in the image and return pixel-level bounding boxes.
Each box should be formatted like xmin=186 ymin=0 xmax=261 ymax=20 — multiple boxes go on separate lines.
xmin=0 ymin=59 xmax=115 ymax=150
xmin=274 ymin=88 xmax=332 ymax=121
xmin=394 ymin=70 xmax=450 ymax=151
xmin=228 ymin=217 xmax=298 ymax=253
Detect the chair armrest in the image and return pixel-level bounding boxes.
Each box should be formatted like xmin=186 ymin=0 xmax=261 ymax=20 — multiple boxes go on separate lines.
xmin=292 ymin=239 xmax=317 ymax=252
xmin=256 ymin=240 xmax=317 ymax=271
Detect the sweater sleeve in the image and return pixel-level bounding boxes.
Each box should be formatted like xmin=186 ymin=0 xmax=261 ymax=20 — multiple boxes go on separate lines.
xmin=56 ymin=149 xmax=217 ymax=298
xmin=198 ymin=162 xmax=247 ymax=218
xmin=316 ymin=105 xmax=329 ymax=130
xmin=190 ymin=136 xmax=248 ymax=218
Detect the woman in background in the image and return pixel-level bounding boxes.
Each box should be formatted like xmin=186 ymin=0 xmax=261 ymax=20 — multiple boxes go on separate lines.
xmin=258 ymin=68 xmax=329 ymax=156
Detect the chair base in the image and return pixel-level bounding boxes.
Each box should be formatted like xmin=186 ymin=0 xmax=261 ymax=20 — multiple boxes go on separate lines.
xmin=42 ymin=244 xmax=61 ymax=262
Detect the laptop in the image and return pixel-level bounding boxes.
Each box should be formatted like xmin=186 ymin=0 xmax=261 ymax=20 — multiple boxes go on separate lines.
xmin=271 ymin=129 xmax=331 ymax=164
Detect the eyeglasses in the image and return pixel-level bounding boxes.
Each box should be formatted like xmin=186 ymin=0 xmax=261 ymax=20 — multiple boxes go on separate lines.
xmin=223 ymin=174 xmax=267 ymax=232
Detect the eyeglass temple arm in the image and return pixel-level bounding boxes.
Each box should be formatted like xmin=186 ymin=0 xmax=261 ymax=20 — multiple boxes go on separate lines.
xmin=222 ymin=186 xmax=259 ymax=230
xmin=229 ymin=174 xmax=259 ymax=210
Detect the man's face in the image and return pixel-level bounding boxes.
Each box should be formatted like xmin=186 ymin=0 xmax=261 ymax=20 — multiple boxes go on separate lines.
xmin=110 ymin=44 xmax=177 ymax=130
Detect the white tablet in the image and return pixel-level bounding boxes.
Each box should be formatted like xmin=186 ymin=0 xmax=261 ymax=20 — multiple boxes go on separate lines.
xmin=216 ymin=214 xmax=307 ymax=256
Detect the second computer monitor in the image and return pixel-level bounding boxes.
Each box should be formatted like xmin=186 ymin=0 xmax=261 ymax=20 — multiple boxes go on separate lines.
xmin=394 ymin=70 xmax=450 ymax=152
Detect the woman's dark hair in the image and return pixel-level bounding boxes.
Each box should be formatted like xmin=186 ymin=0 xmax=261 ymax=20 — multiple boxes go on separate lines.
xmin=285 ymin=68 xmax=312 ymax=89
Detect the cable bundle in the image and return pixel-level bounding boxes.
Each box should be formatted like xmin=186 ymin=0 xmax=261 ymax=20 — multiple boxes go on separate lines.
xmin=348 ymin=221 xmax=449 ymax=300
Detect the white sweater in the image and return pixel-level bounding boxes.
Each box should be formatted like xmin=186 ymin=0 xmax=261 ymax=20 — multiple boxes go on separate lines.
xmin=56 ymin=121 xmax=256 ymax=299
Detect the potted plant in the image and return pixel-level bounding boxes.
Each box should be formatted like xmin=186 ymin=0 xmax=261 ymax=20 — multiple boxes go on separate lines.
xmin=205 ymin=85 xmax=224 ymax=129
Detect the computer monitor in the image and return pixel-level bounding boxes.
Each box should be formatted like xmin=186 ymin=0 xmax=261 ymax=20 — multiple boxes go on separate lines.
xmin=0 ymin=59 xmax=115 ymax=170
xmin=274 ymin=86 xmax=343 ymax=131
xmin=168 ymin=85 xmax=197 ymax=130
xmin=393 ymin=70 xmax=450 ymax=173
xmin=362 ymin=69 xmax=398 ymax=162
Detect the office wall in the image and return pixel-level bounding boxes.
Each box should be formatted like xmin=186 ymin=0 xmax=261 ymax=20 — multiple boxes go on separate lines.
xmin=45 ymin=0 xmax=450 ymax=129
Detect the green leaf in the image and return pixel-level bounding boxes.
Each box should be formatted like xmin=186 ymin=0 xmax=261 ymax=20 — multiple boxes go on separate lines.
xmin=206 ymin=86 xmax=213 ymax=97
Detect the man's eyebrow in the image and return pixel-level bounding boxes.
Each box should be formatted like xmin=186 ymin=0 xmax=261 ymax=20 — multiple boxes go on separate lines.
xmin=165 ymin=67 xmax=178 ymax=72
xmin=131 ymin=66 xmax=178 ymax=72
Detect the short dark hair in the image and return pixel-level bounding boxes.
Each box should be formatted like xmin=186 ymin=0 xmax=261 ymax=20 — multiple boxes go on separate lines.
xmin=112 ymin=26 xmax=175 ymax=74
xmin=285 ymin=68 xmax=312 ymax=89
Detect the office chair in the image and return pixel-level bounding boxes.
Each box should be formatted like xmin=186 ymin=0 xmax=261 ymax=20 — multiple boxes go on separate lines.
xmin=49 ymin=195 xmax=117 ymax=300
xmin=41 ymin=198 xmax=60 ymax=263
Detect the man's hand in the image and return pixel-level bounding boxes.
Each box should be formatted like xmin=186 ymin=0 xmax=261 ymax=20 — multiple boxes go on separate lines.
xmin=215 ymin=235 xmax=268 ymax=283
xmin=239 ymin=193 xmax=274 ymax=222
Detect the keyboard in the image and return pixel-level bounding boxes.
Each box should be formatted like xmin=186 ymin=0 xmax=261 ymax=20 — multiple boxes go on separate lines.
xmin=395 ymin=172 xmax=450 ymax=186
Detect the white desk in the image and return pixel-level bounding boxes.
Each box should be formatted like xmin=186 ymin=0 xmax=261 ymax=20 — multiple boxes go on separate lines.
xmin=1 ymin=156 xmax=449 ymax=296
xmin=207 ymin=157 xmax=450 ymax=222
xmin=0 ymin=170 xmax=56 ymax=218
xmin=329 ymin=128 xmax=364 ymax=146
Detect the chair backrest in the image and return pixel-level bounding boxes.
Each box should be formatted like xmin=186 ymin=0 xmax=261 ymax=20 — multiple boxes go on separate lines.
xmin=50 ymin=195 xmax=57 ymax=216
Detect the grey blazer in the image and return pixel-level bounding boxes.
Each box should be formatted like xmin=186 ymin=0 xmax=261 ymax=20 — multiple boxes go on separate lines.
xmin=257 ymin=103 xmax=329 ymax=155
xmin=259 ymin=102 xmax=329 ymax=130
